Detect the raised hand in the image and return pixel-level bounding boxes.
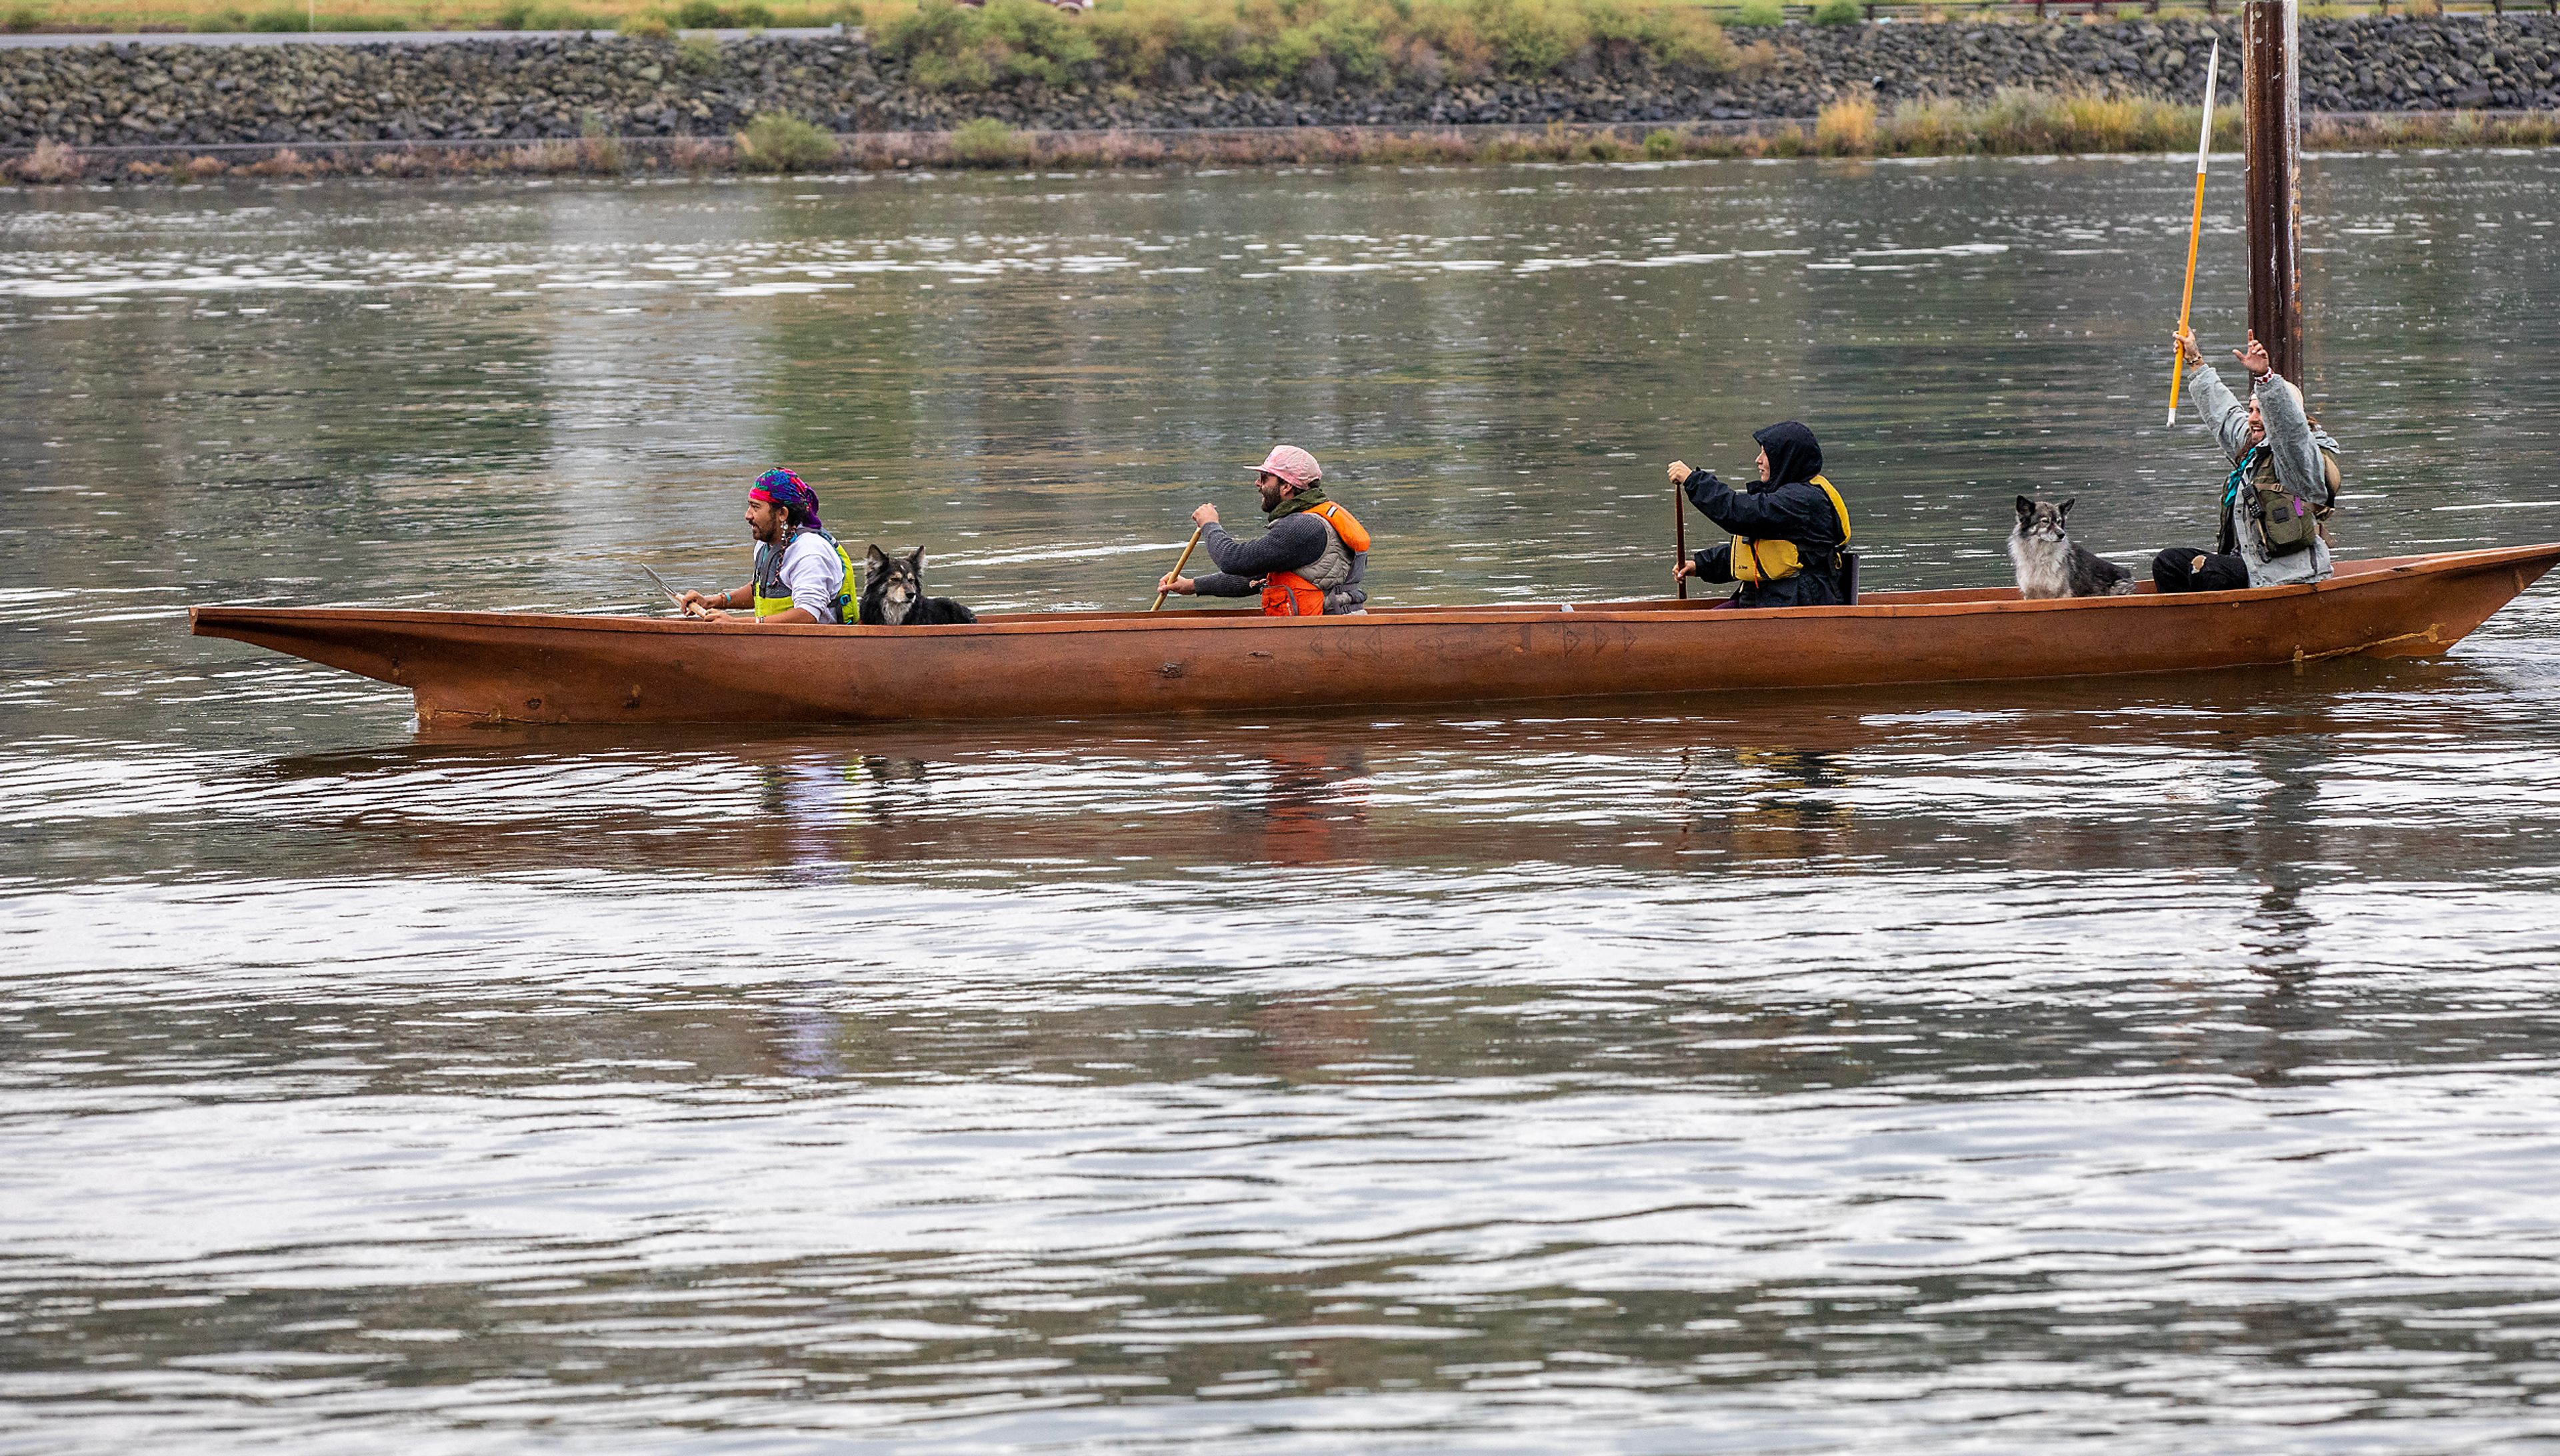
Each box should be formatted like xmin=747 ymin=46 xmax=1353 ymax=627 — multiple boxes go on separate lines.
xmin=2234 ymin=333 xmax=2271 ymax=378
xmin=2174 ymin=328 xmax=2202 ymax=366
xmin=1190 ymin=503 xmax=1220 ymax=527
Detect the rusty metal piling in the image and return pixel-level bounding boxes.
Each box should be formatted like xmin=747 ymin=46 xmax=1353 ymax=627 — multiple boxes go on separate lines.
xmin=2243 ymin=0 xmax=2304 ymax=383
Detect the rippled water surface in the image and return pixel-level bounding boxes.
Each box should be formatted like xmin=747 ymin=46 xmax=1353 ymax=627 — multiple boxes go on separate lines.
xmin=7 ymin=152 xmax=2560 ymax=1452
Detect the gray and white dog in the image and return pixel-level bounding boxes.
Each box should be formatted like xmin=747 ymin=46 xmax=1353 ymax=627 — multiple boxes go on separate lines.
xmin=2009 ymin=496 xmax=2133 ymax=599
xmin=859 ymin=545 xmax=979 ymax=626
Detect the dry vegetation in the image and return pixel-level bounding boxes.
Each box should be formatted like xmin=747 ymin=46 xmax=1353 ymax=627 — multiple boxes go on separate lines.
xmin=0 ymin=0 xmax=2507 ymax=37
xmin=1815 ymin=89 xmax=2238 ymax=155
xmin=1807 ymin=91 xmax=2559 ymax=155
xmin=865 ymin=0 xmax=1741 ymax=93
xmin=3 ymin=0 xmax=847 ymax=33
xmin=5 ymin=0 xmax=1752 ymax=79
xmin=8 ymin=97 xmax=2555 ymax=185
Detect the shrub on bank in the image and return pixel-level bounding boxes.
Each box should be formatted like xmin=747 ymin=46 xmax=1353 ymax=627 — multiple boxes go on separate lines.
xmin=1879 ymin=93 xmax=1964 ymax=150
xmin=671 ymin=0 xmax=773 ymax=25
xmin=12 ymin=138 xmax=84 ymax=182
xmin=1974 ymin=87 xmax=2193 ymax=152
xmin=1606 ymin=91 xmax=2254 ymax=165
xmin=949 ymin=115 xmax=1031 ymax=163
xmin=675 ymin=29 xmax=722 ymax=67
xmin=871 ymin=0 xmax=1738 ymax=95
xmin=734 ymin=110 xmax=838 ymax=167
xmin=179 ymin=6 xmax=303 ymax=27
xmin=1803 ymin=89 xmax=2242 ymax=157
xmin=494 ymin=0 xmax=613 ymax=25
xmin=881 ymin=0 xmax=1098 ymax=90
xmin=672 ymin=134 xmax=733 ymax=169
xmin=1812 ymin=0 xmax=1860 ymax=23
xmin=579 ymin=109 xmax=629 ymax=167
xmin=1813 ymin=91 xmax=1871 ymax=150
xmin=508 ymin=137 xmax=581 ymax=169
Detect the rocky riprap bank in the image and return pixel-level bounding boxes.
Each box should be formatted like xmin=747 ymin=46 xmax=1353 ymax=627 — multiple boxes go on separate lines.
xmin=3 ymin=14 xmax=2555 ymax=150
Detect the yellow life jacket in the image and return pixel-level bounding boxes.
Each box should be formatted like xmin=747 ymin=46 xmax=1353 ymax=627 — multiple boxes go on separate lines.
xmin=751 ymin=527 xmax=859 ymax=623
xmin=1729 ymin=475 xmax=1852 ymax=584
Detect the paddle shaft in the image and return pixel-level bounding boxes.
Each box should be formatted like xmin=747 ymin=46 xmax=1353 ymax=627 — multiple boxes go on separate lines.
xmin=642 ymin=562 xmax=719 ymax=619
xmin=1151 ymin=525 xmax=1205 ymax=612
xmin=2167 ymin=40 xmax=2221 ymax=427
xmin=1673 ymin=478 xmax=1689 ymax=599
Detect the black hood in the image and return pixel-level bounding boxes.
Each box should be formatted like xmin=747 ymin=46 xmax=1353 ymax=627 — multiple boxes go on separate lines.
xmin=1753 ymin=421 xmax=1823 ymax=489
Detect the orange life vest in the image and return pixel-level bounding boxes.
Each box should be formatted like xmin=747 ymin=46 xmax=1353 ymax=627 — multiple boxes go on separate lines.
xmin=1260 ymin=500 xmax=1371 ymax=617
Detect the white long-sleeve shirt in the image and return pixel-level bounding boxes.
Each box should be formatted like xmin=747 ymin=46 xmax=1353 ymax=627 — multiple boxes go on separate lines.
xmin=753 ymin=531 xmax=845 ymax=620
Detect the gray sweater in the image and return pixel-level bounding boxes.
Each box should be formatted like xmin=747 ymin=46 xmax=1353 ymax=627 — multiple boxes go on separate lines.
xmin=1193 ymin=511 xmax=1367 ymax=611
xmin=2186 ymin=364 xmax=2343 ymax=587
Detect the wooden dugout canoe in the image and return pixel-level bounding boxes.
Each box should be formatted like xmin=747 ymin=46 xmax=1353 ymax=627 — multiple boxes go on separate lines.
xmin=189 ymin=544 xmax=2560 ymax=727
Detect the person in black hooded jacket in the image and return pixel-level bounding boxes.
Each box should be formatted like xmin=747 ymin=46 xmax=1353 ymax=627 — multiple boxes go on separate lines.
xmin=1667 ymin=421 xmax=1853 ymax=609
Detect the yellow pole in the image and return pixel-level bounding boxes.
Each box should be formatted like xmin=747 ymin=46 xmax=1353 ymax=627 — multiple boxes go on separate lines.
xmin=1150 ymin=525 xmax=1205 ymax=612
xmin=2168 ymin=39 xmax=2221 ymax=427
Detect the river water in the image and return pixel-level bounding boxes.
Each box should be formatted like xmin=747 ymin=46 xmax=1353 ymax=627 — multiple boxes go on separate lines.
xmin=5 ymin=151 xmax=2560 ymax=1452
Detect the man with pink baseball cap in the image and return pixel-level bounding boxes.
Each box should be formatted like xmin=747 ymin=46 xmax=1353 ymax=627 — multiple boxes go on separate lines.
xmin=1157 ymin=445 xmax=1373 ymax=617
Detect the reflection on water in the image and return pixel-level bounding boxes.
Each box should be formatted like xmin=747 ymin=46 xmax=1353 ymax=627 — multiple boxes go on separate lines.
xmin=6 ymin=154 xmax=2560 ymax=1451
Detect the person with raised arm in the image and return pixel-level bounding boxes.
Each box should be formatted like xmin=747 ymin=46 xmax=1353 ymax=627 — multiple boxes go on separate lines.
xmin=2151 ymin=330 xmax=2343 ymax=593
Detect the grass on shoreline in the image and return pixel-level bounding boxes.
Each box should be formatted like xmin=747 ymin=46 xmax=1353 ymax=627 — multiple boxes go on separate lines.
xmin=1814 ymin=90 xmax=2237 ymax=155
xmin=3 ymin=0 xmax=848 ymax=31
xmin=1 ymin=0 xmax=1839 ymax=36
xmin=871 ymin=0 xmax=1746 ymax=94
xmin=10 ymin=0 xmax=1767 ymax=81
xmin=6 ymin=0 xmax=1757 ymax=87
xmin=9 ymin=97 xmax=2557 ymax=186
xmin=1 ymin=0 xmax=2479 ymax=35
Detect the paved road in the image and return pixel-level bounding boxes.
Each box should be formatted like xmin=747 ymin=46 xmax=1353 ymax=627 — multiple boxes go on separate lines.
xmin=0 ymin=23 xmax=849 ymax=46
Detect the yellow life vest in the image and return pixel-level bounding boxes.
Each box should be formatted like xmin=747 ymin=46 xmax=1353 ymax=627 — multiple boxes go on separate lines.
xmin=1729 ymin=475 xmax=1852 ymax=584
xmin=751 ymin=527 xmax=860 ymax=623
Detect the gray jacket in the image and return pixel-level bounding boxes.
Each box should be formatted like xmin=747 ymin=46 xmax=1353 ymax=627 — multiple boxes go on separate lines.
xmin=1195 ymin=510 xmax=1368 ymax=613
xmin=2187 ymin=364 xmax=2343 ymax=587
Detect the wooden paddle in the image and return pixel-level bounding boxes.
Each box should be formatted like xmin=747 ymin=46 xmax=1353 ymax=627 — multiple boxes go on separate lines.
xmin=2166 ymin=39 xmax=2221 ymax=427
xmin=1151 ymin=525 xmax=1205 ymax=612
xmin=642 ymin=563 xmax=717 ymax=619
xmin=1673 ymin=475 xmax=1689 ymax=600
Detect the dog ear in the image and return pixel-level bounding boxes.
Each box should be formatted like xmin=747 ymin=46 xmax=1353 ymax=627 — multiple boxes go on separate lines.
xmin=2015 ymin=495 xmax=2035 ymax=521
xmin=906 ymin=547 xmax=926 ymax=573
xmin=865 ymin=545 xmax=887 ymax=571
xmin=2059 ymin=497 xmax=2075 ymax=522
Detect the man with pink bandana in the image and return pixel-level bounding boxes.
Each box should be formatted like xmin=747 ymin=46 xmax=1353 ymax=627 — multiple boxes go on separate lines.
xmin=1157 ymin=446 xmax=1372 ymax=617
